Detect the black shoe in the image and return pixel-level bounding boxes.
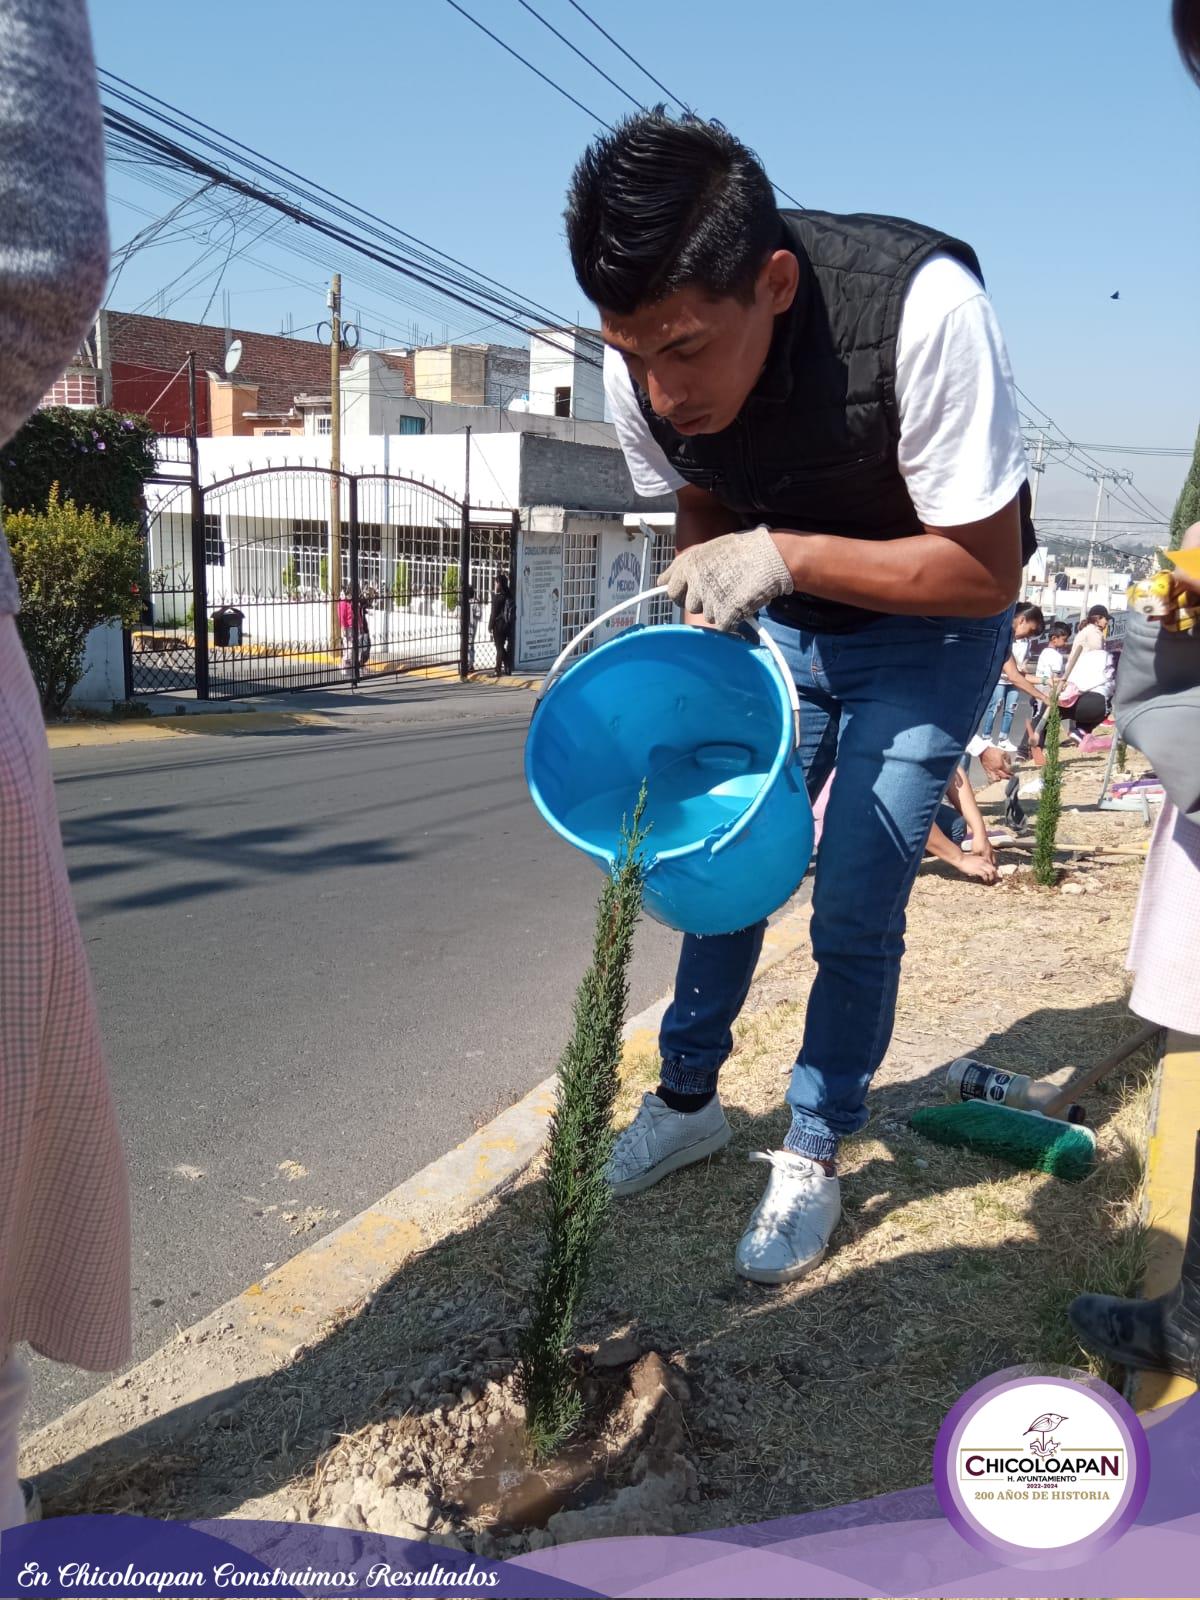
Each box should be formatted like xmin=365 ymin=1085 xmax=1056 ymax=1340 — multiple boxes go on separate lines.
xmin=1068 ymin=1133 xmax=1200 ymax=1381
xmin=20 ymin=1479 xmax=41 ymax=1522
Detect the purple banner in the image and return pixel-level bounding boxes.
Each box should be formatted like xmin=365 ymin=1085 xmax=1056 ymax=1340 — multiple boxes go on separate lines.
xmin=3 ymin=1387 xmax=1197 ymax=1598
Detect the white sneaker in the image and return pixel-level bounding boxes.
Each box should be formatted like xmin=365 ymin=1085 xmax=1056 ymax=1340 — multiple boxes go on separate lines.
xmin=734 ymin=1150 xmax=841 ymax=1284
xmin=606 ymin=1091 xmax=731 ymax=1197
xmin=996 ymin=738 xmax=1020 ymax=754
xmin=1019 ymin=778 xmax=1043 ymax=798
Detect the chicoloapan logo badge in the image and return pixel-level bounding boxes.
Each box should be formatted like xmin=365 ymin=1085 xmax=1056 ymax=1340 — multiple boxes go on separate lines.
xmin=933 ymin=1369 xmax=1149 ymax=1565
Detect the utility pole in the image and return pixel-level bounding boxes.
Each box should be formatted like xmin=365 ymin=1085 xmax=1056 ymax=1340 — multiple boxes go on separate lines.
xmin=1081 ymin=469 xmax=1133 ymax=616
xmin=1028 ymin=431 xmax=1047 ymax=519
xmin=1026 ymin=431 xmax=1048 ymax=606
xmin=459 ymin=425 xmax=472 ymax=679
xmin=328 ymin=273 xmax=342 ymax=653
xmin=187 ymin=351 xmax=209 ymax=700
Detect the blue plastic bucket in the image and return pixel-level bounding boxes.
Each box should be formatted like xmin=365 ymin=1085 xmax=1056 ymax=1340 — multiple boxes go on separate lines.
xmin=525 ymin=588 xmax=814 ymax=935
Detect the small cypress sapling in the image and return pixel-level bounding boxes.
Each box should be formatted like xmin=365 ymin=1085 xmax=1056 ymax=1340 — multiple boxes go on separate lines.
xmin=1033 ymin=694 xmax=1063 ymax=886
xmin=519 ymin=788 xmax=650 ymax=1461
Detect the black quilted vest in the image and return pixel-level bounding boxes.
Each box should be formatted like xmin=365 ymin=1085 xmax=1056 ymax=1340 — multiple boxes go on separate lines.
xmin=637 ymin=209 xmax=1037 ymax=632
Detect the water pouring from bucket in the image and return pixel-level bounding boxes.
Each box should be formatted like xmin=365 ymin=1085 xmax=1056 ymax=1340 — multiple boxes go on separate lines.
xmin=525 ymin=587 xmax=814 ymax=935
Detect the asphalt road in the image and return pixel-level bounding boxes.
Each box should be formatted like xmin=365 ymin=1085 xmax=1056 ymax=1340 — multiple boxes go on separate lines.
xmin=30 ymin=682 xmax=683 ymax=1429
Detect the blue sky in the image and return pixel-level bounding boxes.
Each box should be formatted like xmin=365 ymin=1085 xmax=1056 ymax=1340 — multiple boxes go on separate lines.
xmin=91 ymin=0 xmax=1199 ymax=543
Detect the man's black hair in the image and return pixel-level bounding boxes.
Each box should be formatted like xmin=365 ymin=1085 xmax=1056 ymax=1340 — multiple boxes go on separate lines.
xmin=565 ymin=110 xmax=781 ymax=314
xmin=1175 ymin=0 xmax=1200 ymax=85
xmin=1015 ymin=600 xmax=1045 ymax=632
xmin=1048 ymin=620 xmax=1071 ymax=639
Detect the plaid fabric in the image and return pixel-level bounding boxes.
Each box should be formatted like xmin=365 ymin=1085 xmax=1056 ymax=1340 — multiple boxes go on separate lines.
xmin=1129 ymin=802 xmax=1200 ymax=1036
xmin=0 ymin=617 xmax=130 ymax=1371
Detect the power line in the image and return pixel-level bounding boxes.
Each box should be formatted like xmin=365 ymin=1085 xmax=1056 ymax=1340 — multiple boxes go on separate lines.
xmin=440 ymin=0 xmax=614 ymax=128
xmin=101 ymin=95 xmax=606 ymax=372
xmin=562 ymin=0 xmax=692 ymax=113
xmin=560 ymin=0 xmax=804 ymax=208
xmin=100 ymin=70 xmax=577 ymax=334
xmin=513 ymin=0 xmax=643 ymax=109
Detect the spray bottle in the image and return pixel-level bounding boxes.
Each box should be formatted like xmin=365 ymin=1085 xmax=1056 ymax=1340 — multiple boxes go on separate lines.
xmin=946 ymin=1058 xmax=1086 ymax=1124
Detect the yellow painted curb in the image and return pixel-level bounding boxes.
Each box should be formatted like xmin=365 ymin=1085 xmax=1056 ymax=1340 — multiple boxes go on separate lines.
xmin=46 ymin=711 xmax=331 ymax=748
xmin=1132 ymin=1029 xmax=1200 ymax=1414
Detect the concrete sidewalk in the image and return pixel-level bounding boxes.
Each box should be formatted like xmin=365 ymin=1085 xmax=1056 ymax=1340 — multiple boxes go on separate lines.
xmin=49 ymin=668 xmax=540 ymax=747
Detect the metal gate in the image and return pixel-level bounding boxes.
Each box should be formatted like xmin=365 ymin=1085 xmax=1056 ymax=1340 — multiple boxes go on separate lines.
xmin=131 ymin=465 xmax=516 ymax=699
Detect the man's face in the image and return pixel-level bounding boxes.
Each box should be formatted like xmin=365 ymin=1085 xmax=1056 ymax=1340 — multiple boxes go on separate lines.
xmin=600 ymin=250 xmax=799 ymax=437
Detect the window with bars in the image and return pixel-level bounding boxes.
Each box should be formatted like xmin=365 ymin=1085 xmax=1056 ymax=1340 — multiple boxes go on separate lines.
xmin=560 ymin=526 xmax=599 ymax=656
xmin=291 ymin=521 xmax=326 ymax=593
xmin=203 ymin=513 xmax=226 ymax=568
xmin=315 ymin=415 xmax=332 ymax=435
xmin=645 ymin=531 xmax=676 ymax=626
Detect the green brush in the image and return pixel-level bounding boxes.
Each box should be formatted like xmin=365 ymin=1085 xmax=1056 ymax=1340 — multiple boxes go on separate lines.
xmin=910 ymin=1102 xmax=1097 ymax=1182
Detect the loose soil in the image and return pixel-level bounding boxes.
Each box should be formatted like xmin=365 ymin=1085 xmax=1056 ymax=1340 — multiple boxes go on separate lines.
xmin=31 ymin=746 xmax=1161 ymax=1555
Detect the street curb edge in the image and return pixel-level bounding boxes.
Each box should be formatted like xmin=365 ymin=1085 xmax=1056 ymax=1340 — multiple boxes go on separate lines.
xmin=22 ymin=894 xmax=813 ymax=1488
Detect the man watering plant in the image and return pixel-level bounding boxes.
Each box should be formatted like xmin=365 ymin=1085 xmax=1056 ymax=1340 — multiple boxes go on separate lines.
xmin=565 ymin=112 xmax=1035 ymax=1284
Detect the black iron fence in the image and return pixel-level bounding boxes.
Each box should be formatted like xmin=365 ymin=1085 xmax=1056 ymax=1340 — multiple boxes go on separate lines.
xmin=130 ymin=464 xmax=516 ymax=699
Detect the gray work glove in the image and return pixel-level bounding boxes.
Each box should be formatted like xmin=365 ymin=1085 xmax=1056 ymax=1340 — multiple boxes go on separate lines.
xmin=661 ymin=525 xmax=794 ymax=632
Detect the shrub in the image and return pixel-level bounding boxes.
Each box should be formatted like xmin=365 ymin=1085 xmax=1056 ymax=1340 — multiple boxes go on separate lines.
xmin=318 ymin=556 xmax=329 ymax=597
xmin=393 ymin=559 xmax=411 ymax=607
xmin=519 ymin=790 xmax=649 ymax=1460
xmin=5 ymin=487 xmax=143 ymax=714
xmin=1033 ymin=696 xmax=1063 ymax=887
xmin=281 ymin=558 xmax=300 ymax=600
xmin=2 ymin=407 xmax=157 ymax=525
xmin=442 ymin=562 xmax=460 ymax=613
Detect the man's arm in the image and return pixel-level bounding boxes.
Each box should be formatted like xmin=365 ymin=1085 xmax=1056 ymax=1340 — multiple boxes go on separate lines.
xmin=947 ymin=767 xmax=996 ymax=865
xmin=769 ymin=494 xmax=1021 ymax=619
xmin=925 ymin=815 xmax=999 ymax=883
xmin=675 ymin=483 xmax=742 ymax=551
xmin=675 ymin=484 xmax=742 ymax=625
xmin=999 ymin=653 xmax=1050 ymax=703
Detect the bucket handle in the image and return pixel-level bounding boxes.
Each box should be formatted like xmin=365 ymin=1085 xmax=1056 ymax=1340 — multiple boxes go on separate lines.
xmin=537 ymin=585 xmax=801 ymax=755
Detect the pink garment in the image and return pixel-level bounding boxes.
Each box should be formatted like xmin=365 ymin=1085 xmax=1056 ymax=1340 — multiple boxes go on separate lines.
xmin=811 ymin=772 xmax=834 ymax=850
xmin=0 ymin=616 xmax=130 ymax=1370
xmin=1128 ymin=801 xmax=1200 ymax=1036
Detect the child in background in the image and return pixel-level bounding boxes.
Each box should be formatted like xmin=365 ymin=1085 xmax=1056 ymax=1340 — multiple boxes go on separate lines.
xmin=1036 ymin=621 xmax=1071 ymax=687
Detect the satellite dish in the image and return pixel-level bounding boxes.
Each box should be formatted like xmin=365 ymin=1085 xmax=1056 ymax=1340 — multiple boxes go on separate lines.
xmin=223 ymin=339 xmax=243 ymax=376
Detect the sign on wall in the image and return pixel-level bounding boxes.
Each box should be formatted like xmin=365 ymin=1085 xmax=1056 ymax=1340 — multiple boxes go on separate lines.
xmin=516 ymin=524 xmax=564 ymax=669
xmin=592 ymin=525 xmax=649 ymax=645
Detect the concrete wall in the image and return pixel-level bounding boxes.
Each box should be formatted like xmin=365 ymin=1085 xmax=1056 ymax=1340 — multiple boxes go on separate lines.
xmin=413 ymin=345 xmax=486 ymax=405
xmin=69 ymin=620 xmax=126 ymax=708
xmin=529 ymin=328 xmax=606 ymax=421
xmin=485 ymin=347 xmax=530 ymax=408
xmin=517 ymin=433 xmax=674 ymax=515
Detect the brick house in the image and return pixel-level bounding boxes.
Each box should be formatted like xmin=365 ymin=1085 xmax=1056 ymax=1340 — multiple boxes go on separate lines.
xmin=41 ymin=311 xmax=415 ymax=438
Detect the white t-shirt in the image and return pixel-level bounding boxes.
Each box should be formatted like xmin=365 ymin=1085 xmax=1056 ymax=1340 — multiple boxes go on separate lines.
xmin=1012 ymin=638 xmax=1030 ymax=668
xmin=1067 ymin=644 xmax=1113 ymax=697
xmin=604 ymin=252 xmax=1027 ymax=529
xmin=1036 ymin=645 xmax=1066 ymax=681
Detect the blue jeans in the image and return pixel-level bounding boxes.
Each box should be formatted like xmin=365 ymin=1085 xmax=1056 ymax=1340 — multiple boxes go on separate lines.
xmin=934 ymin=803 xmax=968 ymax=846
xmin=658 ymin=607 xmax=1011 ymax=1161
xmin=979 ymin=678 xmax=1020 ymax=742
